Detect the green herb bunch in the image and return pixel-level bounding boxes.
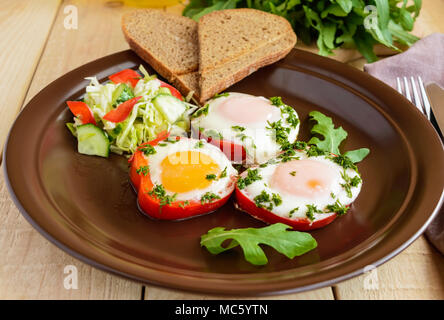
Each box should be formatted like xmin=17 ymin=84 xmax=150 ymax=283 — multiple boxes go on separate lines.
xmin=183 ymin=0 xmax=422 ymax=62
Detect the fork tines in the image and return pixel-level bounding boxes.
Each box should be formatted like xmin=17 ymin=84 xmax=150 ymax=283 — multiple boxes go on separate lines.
xmin=396 ymin=76 xmax=431 ymax=120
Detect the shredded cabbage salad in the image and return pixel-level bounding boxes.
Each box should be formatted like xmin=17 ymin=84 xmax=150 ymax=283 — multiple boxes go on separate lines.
xmin=67 ymin=65 xmax=197 ymax=155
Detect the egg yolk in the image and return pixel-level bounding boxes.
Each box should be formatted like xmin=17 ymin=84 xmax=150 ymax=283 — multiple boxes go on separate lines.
xmin=218 ymin=96 xmax=279 ymax=124
xmin=270 ymin=159 xmax=338 ymax=199
xmin=160 ymin=151 xmax=220 ymax=193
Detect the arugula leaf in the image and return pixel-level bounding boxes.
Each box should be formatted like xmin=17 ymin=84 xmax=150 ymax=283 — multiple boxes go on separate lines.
xmin=336 ymin=0 xmax=353 ymax=14
xmin=200 ymin=223 xmax=317 ymax=265
xmin=308 ymin=111 xmax=369 ymax=163
xmin=344 ymin=148 xmax=370 ymax=163
xmin=186 ymin=0 xmax=239 ymax=21
xmin=308 ymin=111 xmax=347 ymax=155
xmin=353 ymin=26 xmax=378 ymax=63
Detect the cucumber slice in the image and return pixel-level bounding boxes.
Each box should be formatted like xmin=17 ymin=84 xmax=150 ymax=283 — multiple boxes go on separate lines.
xmin=111 ymin=83 xmax=134 ymax=106
xmin=158 ymin=87 xmax=172 ymax=95
xmin=76 ymin=124 xmax=110 ymax=158
xmin=152 ymin=94 xmax=186 ymax=123
xmin=66 ymin=122 xmax=77 ymax=137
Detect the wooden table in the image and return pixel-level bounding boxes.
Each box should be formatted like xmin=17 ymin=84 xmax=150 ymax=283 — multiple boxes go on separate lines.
xmin=1 ymin=0 xmax=443 ymax=300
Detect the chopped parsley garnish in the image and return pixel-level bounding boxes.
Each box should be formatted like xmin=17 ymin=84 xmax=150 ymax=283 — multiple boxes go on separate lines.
xmin=201 ymin=192 xmax=221 ymax=204
xmin=293 ymin=141 xmax=308 ymax=150
xmin=325 ymin=200 xmax=349 ymax=216
xmin=271 ymin=193 xmax=282 ymax=206
xmin=163 ymin=137 xmax=179 ymax=144
xmin=231 ymin=125 xmax=245 ymax=132
xmin=219 ymin=167 xmax=227 ymax=179
xmin=306 ymin=204 xmax=322 ymax=221
xmin=330 ymin=154 xmax=358 ymax=171
xmin=157 ymin=143 xmax=167 ymax=147
xmin=259 ymin=159 xmax=278 ymax=168
xmin=148 ymin=184 xmax=177 ymax=208
xmin=341 ymin=170 xmax=362 ymax=198
xmin=330 ymin=192 xmax=336 ymax=199
xmin=281 ymin=105 xmax=299 ymax=128
xmin=139 ymin=144 xmax=156 ymax=156
xmin=289 ymin=207 xmax=299 ymax=218
xmin=236 ymin=133 xmax=256 ymax=149
xmin=269 ymin=96 xmax=283 ymax=106
xmin=269 ymin=97 xmax=299 ymax=128
xmin=266 ymin=119 xmax=290 ymax=146
xmin=205 ymin=174 xmax=217 ymax=180
xmin=191 ymin=104 xmax=209 ymax=119
xmin=194 ymin=140 xmax=204 ymax=148
xmin=253 ymin=190 xmax=273 ymax=210
xmin=237 ymin=168 xmax=262 ymax=189
xmin=205 ymin=129 xmax=223 ymax=140
xmin=213 ymin=92 xmax=229 ymax=99
xmin=278 ymin=149 xmax=300 ymax=162
xmin=289 ymin=171 xmax=297 ymax=176
xmin=178 ymin=200 xmax=190 ymax=208
xmin=306 ymin=145 xmax=327 ymax=157
xmin=136 ymin=165 xmax=149 ymax=176
xmin=253 ymin=190 xmax=282 ymax=211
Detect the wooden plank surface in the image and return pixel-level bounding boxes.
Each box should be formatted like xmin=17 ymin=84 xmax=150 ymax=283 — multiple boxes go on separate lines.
xmin=333 ymin=237 xmax=444 ymax=300
xmin=0 ymin=0 xmax=61 ymax=158
xmin=0 ymin=0 xmax=443 ymax=300
xmin=0 ymin=0 xmax=141 ymax=299
xmin=145 ymin=286 xmax=334 ymax=300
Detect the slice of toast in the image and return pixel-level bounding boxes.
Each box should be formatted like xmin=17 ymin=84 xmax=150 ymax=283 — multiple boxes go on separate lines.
xmin=122 ymin=9 xmax=200 ymax=100
xmin=198 ymin=9 xmax=297 ymax=102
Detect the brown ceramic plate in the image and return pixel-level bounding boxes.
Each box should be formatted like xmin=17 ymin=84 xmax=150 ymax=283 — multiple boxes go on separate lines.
xmin=4 ymin=49 xmax=444 ymax=295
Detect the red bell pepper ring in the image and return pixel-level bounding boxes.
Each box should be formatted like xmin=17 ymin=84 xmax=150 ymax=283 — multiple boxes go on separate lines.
xmin=109 ymin=69 xmax=141 ymax=88
xmin=129 ymin=137 xmax=233 ymax=220
xmin=158 ymin=80 xmax=183 ymax=101
xmin=194 ymin=127 xmax=246 ymax=163
xmin=103 ymin=96 xmax=142 ymax=123
xmin=128 ymin=131 xmax=171 ymax=163
xmin=66 ymin=101 xmax=96 ymax=125
xmin=235 ymin=187 xmax=338 ymax=231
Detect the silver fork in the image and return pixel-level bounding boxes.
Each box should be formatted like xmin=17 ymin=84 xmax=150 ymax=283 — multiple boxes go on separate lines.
xmin=396 ymin=76 xmax=431 ymax=120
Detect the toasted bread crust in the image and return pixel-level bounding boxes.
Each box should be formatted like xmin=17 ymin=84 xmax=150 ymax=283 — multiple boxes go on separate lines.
xmin=199 ymin=39 xmax=294 ymax=103
xmin=122 ymin=8 xmax=297 ymax=105
xmin=122 ymin=10 xmax=200 ymax=101
xmin=121 ymin=10 xmax=198 ymax=76
xmin=198 ymin=9 xmax=297 ymax=102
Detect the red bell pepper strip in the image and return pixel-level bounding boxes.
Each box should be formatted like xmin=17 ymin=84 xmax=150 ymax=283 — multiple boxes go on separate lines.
xmin=235 ymin=187 xmax=338 ymax=231
xmin=103 ymin=96 xmax=142 ymax=123
xmin=158 ymin=80 xmax=183 ymax=101
xmin=109 ymin=69 xmax=141 ymax=88
xmin=66 ymin=101 xmax=96 ymax=125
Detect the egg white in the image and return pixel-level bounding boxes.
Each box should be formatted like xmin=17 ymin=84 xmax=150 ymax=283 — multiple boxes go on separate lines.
xmin=237 ymin=149 xmax=362 ymax=222
xmin=146 ymin=137 xmax=238 ymax=202
xmin=190 ymin=92 xmax=300 ymax=165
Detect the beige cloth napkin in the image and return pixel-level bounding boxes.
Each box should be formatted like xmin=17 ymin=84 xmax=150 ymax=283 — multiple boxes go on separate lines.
xmin=364 ymin=33 xmax=444 ymax=255
xmin=365 ymin=33 xmax=444 ymax=89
